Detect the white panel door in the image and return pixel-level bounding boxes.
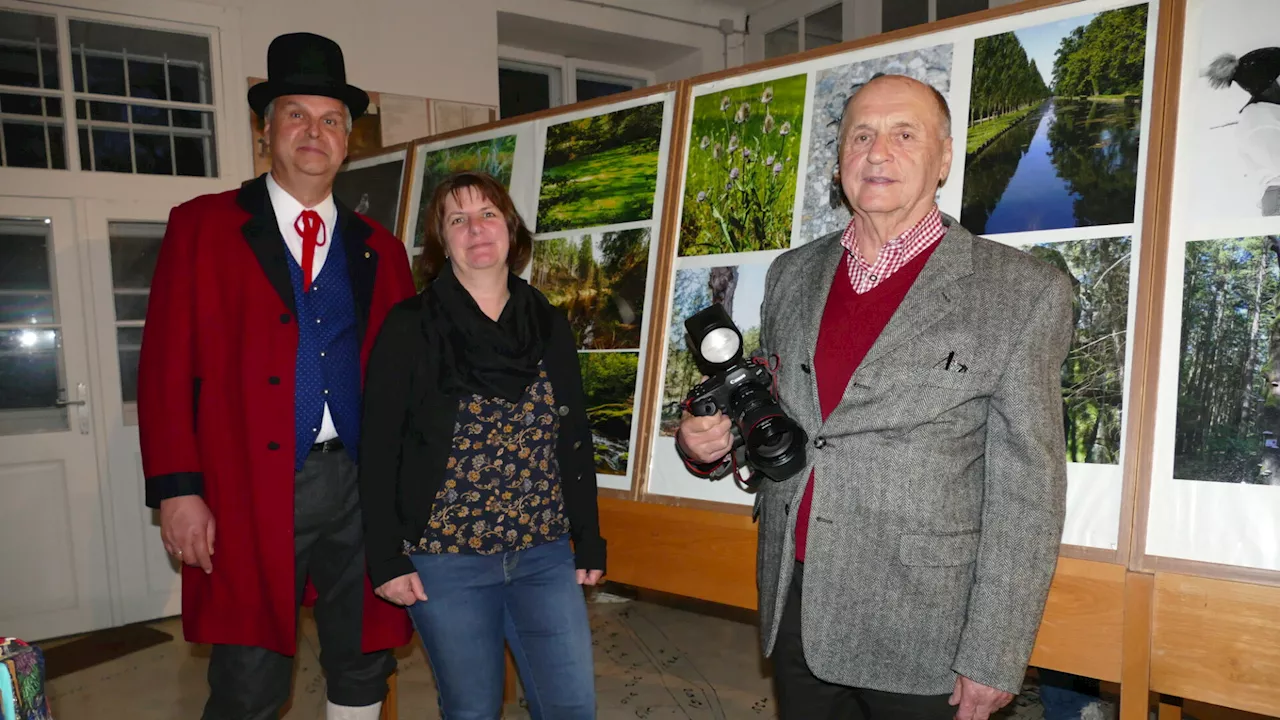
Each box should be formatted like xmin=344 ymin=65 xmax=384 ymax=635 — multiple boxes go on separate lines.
xmin=0 ymin=197 xmax=113 ymax=641
xmin=84 ymin=199 xmax=181 ymax=625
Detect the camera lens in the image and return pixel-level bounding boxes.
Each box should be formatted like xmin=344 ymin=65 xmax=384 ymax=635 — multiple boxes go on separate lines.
xmin=734 ymin=384 xmax=807 ymax=480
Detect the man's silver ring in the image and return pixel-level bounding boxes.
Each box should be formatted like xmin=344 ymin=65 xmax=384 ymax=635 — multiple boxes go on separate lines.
xmin=176 ymin=549 xmax=183 ymax=556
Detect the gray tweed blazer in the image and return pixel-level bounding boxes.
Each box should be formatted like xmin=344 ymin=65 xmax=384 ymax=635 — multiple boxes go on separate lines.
xmin=754 ymin=213 xmax=1072 ymax=695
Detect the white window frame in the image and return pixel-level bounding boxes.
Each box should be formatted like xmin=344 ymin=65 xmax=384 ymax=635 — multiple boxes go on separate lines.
xmin=753 ymin=0 xmax=847 ymax=62
xmin=497 ymin=45 xmax=652 ymax=115
xmin=0 ymin=0 xmax=250 ymax=201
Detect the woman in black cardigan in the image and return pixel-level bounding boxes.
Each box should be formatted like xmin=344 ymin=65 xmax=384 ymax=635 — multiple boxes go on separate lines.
xmin=359 ymin=171 xmax=604 ymax=719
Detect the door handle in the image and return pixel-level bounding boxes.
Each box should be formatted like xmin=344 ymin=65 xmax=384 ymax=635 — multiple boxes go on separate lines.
xmin=57 ymin=382 xmax=91 ymax=434
xmin=54 ymin=398 xmax=86 ymax=406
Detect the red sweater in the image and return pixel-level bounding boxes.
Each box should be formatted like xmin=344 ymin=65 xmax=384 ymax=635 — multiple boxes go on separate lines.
xmin=794 ymin=241 xmax=940 ymax=562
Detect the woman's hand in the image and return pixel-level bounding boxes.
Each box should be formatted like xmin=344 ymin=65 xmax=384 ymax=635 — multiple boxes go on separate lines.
xmin=375 ymin=572 xmax=429 ymax=606
xmin=576 ymin=569 xmax=604 ymax=586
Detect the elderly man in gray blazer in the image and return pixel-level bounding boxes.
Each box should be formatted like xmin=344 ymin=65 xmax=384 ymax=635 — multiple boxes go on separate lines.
xmin=678 ymin=74 xmax=1073 ymax=720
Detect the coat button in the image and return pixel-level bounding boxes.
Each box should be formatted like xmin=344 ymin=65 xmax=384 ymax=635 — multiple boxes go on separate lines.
xmin=801 ymin=363 xmax=811 ymax=374
xmin=267 ymin=441 xmax=280 ymax=450
xmin=813 ymin=436 xmax=826 ymax=449
xmin=558 ymin=405 xmax=570 ymax=417
xmin=280 ymin=313 xmax=291 ymax=324
xmin=268 ymin=376 xmax=280 ymax=385
xmin=573 ymin=440 xmax=582 ymax=450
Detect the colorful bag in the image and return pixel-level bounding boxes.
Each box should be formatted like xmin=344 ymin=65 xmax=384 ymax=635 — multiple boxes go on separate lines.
xmin=0 ymin=639 xmax=52 ymax=720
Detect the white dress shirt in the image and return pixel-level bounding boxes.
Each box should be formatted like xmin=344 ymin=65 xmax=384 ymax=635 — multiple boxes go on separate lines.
xmin=265 ymin=172 xmax=340 ymax=443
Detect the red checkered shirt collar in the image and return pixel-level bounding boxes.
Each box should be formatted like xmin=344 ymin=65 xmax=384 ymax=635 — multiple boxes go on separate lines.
xmin=840 ymin=206 xmax=946 ymax=294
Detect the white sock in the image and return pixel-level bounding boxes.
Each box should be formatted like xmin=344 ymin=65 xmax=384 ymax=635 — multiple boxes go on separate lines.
xmin=326 ymin=700 xmax=383 ymax=720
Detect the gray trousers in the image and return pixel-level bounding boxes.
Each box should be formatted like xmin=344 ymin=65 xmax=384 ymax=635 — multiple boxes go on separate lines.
xmin=202 ymin=447 xmax=395 ymax=720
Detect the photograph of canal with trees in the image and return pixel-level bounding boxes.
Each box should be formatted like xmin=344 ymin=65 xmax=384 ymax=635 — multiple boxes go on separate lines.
xmin=961 ymin=4 xmax=1149 ymax=235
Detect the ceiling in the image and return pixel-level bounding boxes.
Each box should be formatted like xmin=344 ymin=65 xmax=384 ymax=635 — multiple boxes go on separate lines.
xmin=497 ymin=12 xmax=701 ymax=70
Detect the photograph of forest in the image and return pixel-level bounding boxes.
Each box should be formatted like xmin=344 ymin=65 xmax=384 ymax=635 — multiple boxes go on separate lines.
xmin=578 ymin=351 xmax=640 ymax=476
xmin=801 ymin=45 xmax=953 ymax=242
xmin=414 ymin=135 xmax=517 ymax=247
xmin=1174 ymin=237 xmax=1280 ymax=486
xmin=1024 ymin=237 xmax=1131 ymax=464
xmin=961 ymin=4 xmax=1148 ymax=235
xmin=680 ymin=74 xmax=807 ymax=256
xmin=660 ymin=263 xmax=768 ymax=435
xmin=536 ymin=102 xmax=664 ymax=233
xmin=530 ymin=228 xmax=650 ymax=350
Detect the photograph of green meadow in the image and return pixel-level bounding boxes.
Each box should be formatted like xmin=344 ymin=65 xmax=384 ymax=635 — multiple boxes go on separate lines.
xmin=531 ymin=228 xmax=650 ymax=350
xmin=413 ymin=135 xmax=517 ymax=247
xmin=536 ymin=102 xmax=664 ymax=233
xmin=679 ymin=74 xmax=807 ymax=256
xmin=962 ymin=4 xmax=1147 ymax=234
xmin=578 ymin=351 xmax=640 ymax=476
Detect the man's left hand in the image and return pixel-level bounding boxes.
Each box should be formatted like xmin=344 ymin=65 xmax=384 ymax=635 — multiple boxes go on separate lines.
xmin=949 ymin=675 xmax=1013 ymax=720
xmin=576 ymin=569 xmax=604 ymax=586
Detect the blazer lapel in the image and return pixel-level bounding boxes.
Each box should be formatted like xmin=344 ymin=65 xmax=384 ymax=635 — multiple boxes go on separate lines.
xmin=796 ymin=233 xmax=848 ymax=363
xmin=336 ymin=200 xmax=378 ymax=345
xmin=857 ymin=220 xmax=974 ymax=370
xmin=236 ymin=175 xmax=295 ymax=317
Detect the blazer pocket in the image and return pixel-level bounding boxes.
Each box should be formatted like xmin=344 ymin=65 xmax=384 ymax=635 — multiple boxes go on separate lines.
xmin=899 ymin=531 xmax=981 ymax=567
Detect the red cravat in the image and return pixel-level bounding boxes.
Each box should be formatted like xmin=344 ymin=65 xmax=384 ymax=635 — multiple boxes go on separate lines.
xmin=294 ymin=209 xmax=327 ymax=292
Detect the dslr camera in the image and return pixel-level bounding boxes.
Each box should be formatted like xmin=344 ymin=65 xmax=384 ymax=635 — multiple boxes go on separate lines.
xmin=682 ymin=303 xmax=807 ymax=486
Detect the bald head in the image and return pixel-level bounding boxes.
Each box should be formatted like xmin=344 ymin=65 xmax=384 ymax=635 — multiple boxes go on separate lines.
xmin=838 ymin=75 xmax=951 ymax=155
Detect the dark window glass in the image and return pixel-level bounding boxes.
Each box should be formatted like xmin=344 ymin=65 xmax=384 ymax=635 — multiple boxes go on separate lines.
xmin=499 ymin=67 xmax=552 ymax=119
xmin=938 ymin=0 xmax=988 ymax=20
xmin=882 ymin=0 xmax=928 ymax=32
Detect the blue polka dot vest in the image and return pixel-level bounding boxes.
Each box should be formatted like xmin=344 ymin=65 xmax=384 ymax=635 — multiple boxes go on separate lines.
xmin=286 ymin=226 xmax=363 ymax=470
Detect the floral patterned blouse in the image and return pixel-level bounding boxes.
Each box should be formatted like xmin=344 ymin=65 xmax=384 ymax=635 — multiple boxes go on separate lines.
xmin=411 ymin=364 xmax=570 ymax=555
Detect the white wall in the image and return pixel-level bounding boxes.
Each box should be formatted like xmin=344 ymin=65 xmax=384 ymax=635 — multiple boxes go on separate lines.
xmin=195 ymin=0 xmax=501 ymax=107
xmin=498 ymin=0 xmax=747 ymax=79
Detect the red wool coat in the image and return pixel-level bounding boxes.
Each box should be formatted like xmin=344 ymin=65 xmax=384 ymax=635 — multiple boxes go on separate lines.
xmin=137 ymin=174 xmax=415 ymax=655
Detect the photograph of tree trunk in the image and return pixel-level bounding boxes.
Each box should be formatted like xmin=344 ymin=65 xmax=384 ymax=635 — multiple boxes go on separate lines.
xmin=660 ymin=263 xmax=767 ymax=435
xmin=1024 ymin=237 xmax=1131 ymax=464
xmin=1175 ymin=236 xmax=1280 ymax=486
xmin=961 ymin=4 xmax=1148 ymax=235
xmin=578 ymin=351 xmax=640 ymax=477
xmin=530 ymin=228 xmax=650 ymax=350
xmin=679 ymin=75 xmax=807 ymax=256
xmin=536 ymin=102 xmax=664 ymax=233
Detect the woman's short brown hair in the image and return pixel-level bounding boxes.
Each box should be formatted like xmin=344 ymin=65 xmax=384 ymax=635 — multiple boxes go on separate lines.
xmin=413 ymin=171 xmax=533 ymax=287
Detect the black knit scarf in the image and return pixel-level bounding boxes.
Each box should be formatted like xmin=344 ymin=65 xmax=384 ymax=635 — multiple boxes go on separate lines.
xmin=426 ymin=262 xmax=551 ymax=403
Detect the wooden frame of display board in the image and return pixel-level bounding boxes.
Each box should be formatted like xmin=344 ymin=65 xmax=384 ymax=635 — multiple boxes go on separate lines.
xmin=377 ymin=0 xmax=1280 ymax=716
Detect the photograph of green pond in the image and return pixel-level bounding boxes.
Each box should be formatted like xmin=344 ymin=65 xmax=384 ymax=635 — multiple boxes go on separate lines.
xmin=660 ymin=263 xmax=767 ymax=435
xmin=536 ymin=102 xmax=664 ymax=233
xmin=413 ymin=135 xmax=517 ymax=247
xmin=578 ymin=351 xmax=640 ymax=477
xmin=680 ymin=74 xmax=807 ymax=256
xmin=961 ymin=4 xmax=1148 ymax=235
xmin=1174 ymin=237 xmax=1280 ymax=486
xmin=531 ymin=228 xmax=650 ymax=350
xmin=1023 ymin=237 xmax=1131 ymax=464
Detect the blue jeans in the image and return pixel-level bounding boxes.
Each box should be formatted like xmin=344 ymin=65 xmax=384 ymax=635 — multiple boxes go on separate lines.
xmin=1039 ymin=669 xmax=1100 ymax=719
xmin=406 ymin=536 xmax=595 ymax=720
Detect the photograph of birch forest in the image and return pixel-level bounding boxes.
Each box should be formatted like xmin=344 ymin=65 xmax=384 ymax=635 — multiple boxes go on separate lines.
xmin=1175 ymin=236 xmax=1280 ymax=485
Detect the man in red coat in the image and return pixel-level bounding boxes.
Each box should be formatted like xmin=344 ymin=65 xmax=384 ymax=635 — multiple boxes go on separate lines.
xmin=138 ymin=32 xmax=414 ymax=720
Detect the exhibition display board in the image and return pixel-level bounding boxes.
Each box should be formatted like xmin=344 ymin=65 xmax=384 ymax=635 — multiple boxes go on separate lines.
xmin=369 ymin=1 xmax=1280 ymax=717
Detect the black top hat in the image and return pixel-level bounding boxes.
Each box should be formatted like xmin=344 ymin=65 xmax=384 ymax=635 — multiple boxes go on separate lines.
xmin=248 ymin=32 xmax=370 ymax=120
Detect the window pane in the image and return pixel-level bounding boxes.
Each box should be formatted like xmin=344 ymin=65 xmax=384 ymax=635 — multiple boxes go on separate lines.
xmin=499 ymin=67 xmax=552 ymax=119
xmin=0 ymin=217 xmax=67 ymax=434
xmin=0 ymin=328 xmax=62 ymax=410
xmin=576 ymin=77 xmax=635 ymax=103
xmin=69 ymin=20 xmax=213 ymax=104
xmin=937 ymin=0 xmax=988 ymax=20
xmin=882 ymin=0 xmax=928 ymax=31
xmin=0 ymin=11 xmax=60 ymax=90
xmin=174 ymin=134 xmax=215 ymax=176
xmin=116 ymin=326 xmax=143 ymax=403
xmin=0 ymin=92 xmax=67 ymax=170
xmin=805 ymin=5 xmax=843 ymax=51
xmin=0 ymin=221 xmax=55 ymax=324
xmin=133 ymin=131 xmax=171 ymax=174
xmin=79 ymin=128 xmax=132 ymax=173
xmin=765 ymin=22 xmax=799 ymax=60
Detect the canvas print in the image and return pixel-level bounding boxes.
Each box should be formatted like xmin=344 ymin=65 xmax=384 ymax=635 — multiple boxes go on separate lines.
xmin=413 ymin=135 xmax=517 ymax=247
xmin=1024 ymin=237 xmax=1131 ymax=464
xmin=333 ymin=154 xmax=405 ymax=237
xmin=660 ymin=263 xmax=768 ymax=435
xmin=680 ymin=74 xmax=807 ymax=256
xmin=961 ymin=4 xmax=1148 ymax=235
xmin=579 ymin=351 xmax=640 ymax=476
xmin=801 ymin=45 xmax=954 ymax=242
xmin=1174 ymin=237 xmax=1280 ymax=485
xmin=531 ymin=228 xmax=650 ymax=350
xmin=536 ymin=102 xmax=664 ymax=233
xmin=1182 ymin=0 xmax=1280 ymax=221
